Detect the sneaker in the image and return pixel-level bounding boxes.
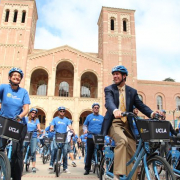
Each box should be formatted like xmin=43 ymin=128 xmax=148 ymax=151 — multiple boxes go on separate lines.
xmin=32 ymin=167 xmax=36 ymax=173
xmin=72 ymin=161 xmax=77 ymax=167
xmin=63 ymin=169 xmax=71 ymax=173
xmin=49 ymin=165 xmax=53 ymax=169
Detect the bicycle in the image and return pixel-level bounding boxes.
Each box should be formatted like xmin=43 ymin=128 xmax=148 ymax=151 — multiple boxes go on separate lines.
xmin=23 ymin=131 xmax=33 ymax=172
xmin=42 ymin=136 xmax=51 ymax=164
xmin=99 ymin=112 xmax=175 ymax=180
xmin=53 ymin=132 xmax=67 ymax=177
xmin=72 ymin=143 xmax=77 ymax=159
xmin=87 ymin=132 xmax=104 ymax=178
xmin=0 ymin=116 xmax=25 ymax=180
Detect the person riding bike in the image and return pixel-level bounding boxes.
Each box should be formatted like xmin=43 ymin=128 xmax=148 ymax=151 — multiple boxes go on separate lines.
xmin=0 ymin=67 xmax=30 ymax=180
xmin=101 ymin=65 xmax=163 ymax=180
xmin=25 ymin=108 xmax=41 ymax=173
xmin=83 ymin=103 xmax=104 ymax=175
xmin=50 ymin=106 xmax=73 ymax=173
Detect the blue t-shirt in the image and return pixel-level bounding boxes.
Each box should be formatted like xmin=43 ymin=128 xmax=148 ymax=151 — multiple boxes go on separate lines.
xmin=72 ymin=134 xmax=78 ymax=143
xmin=45 ymin=126 xmax=55 ymax=138
xmin=51 ymin=116 xmax=71 ymax=133
xmin=0 ymin=84 xmax=30 ymax=123
xmin=80 ymin=134 xmax=87 ymax=143
xmin=25 ymin=117 xmax=40 ymax=138
xmin=83 ymin=113 xmax=104 ymax=138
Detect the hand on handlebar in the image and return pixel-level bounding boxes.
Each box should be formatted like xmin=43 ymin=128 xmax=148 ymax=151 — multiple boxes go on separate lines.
xmin=14 ymin=115 xmax=22 ymax=122
xmin=152 ymin=111 xmax=164 ymax=120
xmin=113 ymin=110 xmax=122 ymax=118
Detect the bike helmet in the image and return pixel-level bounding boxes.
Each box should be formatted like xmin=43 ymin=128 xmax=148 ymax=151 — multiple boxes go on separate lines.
xmin=161 ymin=109 xmax=166 ymax=114
xmin=29 ymin=108 xmax=38 ymax=113
xmin=58 ymin=106 xmax=66 ymax=111
xmin=9 ymin=67 xmax=24 ymax=78
xmin=92 ymin=103 xmax=100 ymax=108
xmin=111 ymin=65 xmax=128 ymax=76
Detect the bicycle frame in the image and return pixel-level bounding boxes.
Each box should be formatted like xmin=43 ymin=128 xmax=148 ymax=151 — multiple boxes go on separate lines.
xmin=24 ymin=143 xmax=31 ymax=164
xmin=103 ymin=139 xmax=163 ymax=180
xmin=6 ymin=141 xmax=12 ymax=161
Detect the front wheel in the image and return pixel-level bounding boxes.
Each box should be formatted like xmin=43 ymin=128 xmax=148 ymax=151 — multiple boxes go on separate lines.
xmin=0 ymin=151 xmax=11 ymax=180
xmin=96 ymin=150 xmax=102 ymax=178
xmin=42 ymin=146 xmax=48 ymax=164
xmin=99 ymin=156 xmax=109 ymax=180
xmin=140 ymin=155 xmax=175 ymax=180
xmin=55 ymin=149 xmax=61 ymax=177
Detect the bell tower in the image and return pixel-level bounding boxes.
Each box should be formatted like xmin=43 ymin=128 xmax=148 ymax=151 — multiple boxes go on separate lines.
xmin=0 ymin=0 xmax=38 ymax=86
xmin=98 ymin=7 xmax=137 ymax=89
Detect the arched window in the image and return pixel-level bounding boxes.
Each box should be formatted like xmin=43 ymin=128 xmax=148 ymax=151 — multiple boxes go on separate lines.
xmin=138 ymin=94 xmax=143 ymax=102
xmin=5 ymin=9 xmax=10 ymax=22
xmin=157 ymin=95 xmax=163 ymax=110
xmin=176 ymin=96 xmax=180 ymax=110
xmin=59 ymin=82 xmax=69 ymax=97
xmin=13 ymin=10 xmax=18 ymax=22
xmin=21 ymin=11 xmax=26 ymax=23
xmin=81 ymin=84 xmax=91 ymax=97
xmin=37 ymin=81 xmax=47 ymax=96
xmin=123 ymin=20 xmax=127 ymax=32
xmin=111 ymin=19 xmax=114 ymax=30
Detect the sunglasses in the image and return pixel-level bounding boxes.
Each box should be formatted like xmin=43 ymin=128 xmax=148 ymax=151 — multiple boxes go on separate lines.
xmin=59 ymin=110 xmax=65 ymax=113
xmin=94 ymin=107 xmax=99 ymax=109
xmin=31 ymin=111 xmax=37 ymax=114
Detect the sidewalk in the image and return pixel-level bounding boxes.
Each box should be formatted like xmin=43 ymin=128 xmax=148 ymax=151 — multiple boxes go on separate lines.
xmin=22 ymin=154 xmax=98 ymax=180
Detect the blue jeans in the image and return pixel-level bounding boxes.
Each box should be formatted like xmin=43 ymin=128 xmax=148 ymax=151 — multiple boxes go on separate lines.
xmin=30 ymin=137 xmax=37 ymax=162
xmin=50 ymin=139 xmax=57 ymax=166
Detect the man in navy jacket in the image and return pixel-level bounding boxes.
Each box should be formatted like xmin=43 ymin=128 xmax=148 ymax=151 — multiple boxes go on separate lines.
xmin=101 ymin=65 xmax=162 ymax=180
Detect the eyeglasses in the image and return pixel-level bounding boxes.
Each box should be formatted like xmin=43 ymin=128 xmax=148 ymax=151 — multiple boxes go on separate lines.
xmin=59 ymin=110 xmax=65 ymax=113
xmin=31 ymin=111 xmax=37 ymax=114
xmin=94 ymin=107 xmax=99 ymax=109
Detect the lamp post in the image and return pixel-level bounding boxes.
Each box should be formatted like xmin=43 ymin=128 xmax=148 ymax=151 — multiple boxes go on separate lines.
xmin=172 ymin=108 xmax=178 ymax=128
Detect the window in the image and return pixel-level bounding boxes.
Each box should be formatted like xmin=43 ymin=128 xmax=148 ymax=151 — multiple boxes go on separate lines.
xmin=123 ymin=20 xmax=127 ymax=32
xmin=176 ymin=96 xmax=180 ymax=110
xmin=138 ymin=94 xmax=143 ymax=102
xmin=13 ymin=10 xmax=18 ymax=22
xmin=81 ymin=84 xmax=91 ymax=97
xmin=21 ymin=11 xmax=26 ymax=23
xmin=111 ymin=19 xmax=114 ymax=30
xmin=157 ymin=96 xmax=163 ymax=110
xmin=37 ymin=80 xmax=47 ymax=96
xmin=59 ymin=82 xmax=69 ymax=97
xmin=5 ymin=10 xmax=10 ymax=22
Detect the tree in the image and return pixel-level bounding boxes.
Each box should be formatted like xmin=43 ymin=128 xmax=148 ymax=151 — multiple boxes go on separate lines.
xmin=163 ymin=77 xmax=175 ymax=82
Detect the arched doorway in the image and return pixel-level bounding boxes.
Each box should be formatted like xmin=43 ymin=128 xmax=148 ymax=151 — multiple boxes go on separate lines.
xmin=55 ymin=61 xmax=74 ymax=97
xmin=79 ymin=110 xmax=92 ymax=135
xmin=53 ymin=110 xmax=72 ymax=119
xmin=29 ymin=69 xmax=48 ymax=95
xmin=36 ymin=108 xmax=46 ymax=129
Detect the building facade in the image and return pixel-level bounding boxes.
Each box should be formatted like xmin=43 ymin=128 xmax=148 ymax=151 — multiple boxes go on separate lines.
xmin=0 ymin=0 xmax=180 ymax=134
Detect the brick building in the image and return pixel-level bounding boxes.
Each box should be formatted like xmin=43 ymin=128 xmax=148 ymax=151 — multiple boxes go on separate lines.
xmin=0 ymin=0 xmax=180 ymax=134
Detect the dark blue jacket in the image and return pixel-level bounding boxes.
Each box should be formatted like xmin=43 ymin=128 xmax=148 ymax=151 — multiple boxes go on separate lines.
xmin=101 ymin=84 xmax=153 ymax=137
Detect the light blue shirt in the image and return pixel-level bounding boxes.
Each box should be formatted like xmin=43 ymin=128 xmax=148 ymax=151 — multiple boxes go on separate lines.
xmin=83 ymin=113 xmax=104 ymax=138
xmin=51 ymin=116 xmax=71 ymax=133
xmin=0 ymin=84 xmax=30 ymax=123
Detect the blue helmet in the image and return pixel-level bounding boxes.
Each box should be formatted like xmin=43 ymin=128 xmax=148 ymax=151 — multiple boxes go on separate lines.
xmin=9 ymin=67 xmax=24 ymax=78
xmin=111 ymin=65 xmax=128 ymax=76
xmin=92 ymin=103 xmax=100 ymax=108
xmin=161 ymin=109 xmax=166 ymax=114
xmin=58 ymin=106 xmax=66 ymax=111
xmin=29 ymin=108 xmax=38 ymax=113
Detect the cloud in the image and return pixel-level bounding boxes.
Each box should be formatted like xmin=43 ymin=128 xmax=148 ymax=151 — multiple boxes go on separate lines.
xmin=35 ymin=0 xmax=180 ymax=82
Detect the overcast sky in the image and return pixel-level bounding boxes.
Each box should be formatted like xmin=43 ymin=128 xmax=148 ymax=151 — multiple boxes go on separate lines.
xmin=35 ymin=0 xmax=180 ymax=82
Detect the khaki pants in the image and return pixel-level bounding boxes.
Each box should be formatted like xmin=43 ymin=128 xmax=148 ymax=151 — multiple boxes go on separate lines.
xmin=109 ymin=119 xmax=137 ymax=180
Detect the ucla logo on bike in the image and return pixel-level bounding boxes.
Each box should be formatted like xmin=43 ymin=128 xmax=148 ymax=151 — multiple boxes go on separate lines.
xmin=155 ymin=128 xmax=167 ymax=133
xmin=9 ymin=126 xmax=19 ymax=134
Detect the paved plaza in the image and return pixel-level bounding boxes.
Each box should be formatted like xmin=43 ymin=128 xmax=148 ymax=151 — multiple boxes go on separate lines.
xmin=22 ymin=154 xmax=98 ymax=180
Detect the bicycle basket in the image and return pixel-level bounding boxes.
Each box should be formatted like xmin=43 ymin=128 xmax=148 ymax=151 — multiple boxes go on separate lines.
xmin=93 ymin=135 xmax=104 ymax=144
xmin=44 ymin=136 xmax=51 ymax=144
xmin=136 ymin=119 xmax=170 ymax=141
xmin=24 ymin=132 xmax=33 ymax=142
xmin=55 ymin=132 xmax=67 ymax=143
xmin=0 ymin=116 xmax=24 ymax=142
